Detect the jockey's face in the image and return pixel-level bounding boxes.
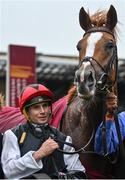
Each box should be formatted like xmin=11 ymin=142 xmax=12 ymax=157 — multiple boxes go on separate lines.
xmin=27 ymin=101 xmax=52 ymax=125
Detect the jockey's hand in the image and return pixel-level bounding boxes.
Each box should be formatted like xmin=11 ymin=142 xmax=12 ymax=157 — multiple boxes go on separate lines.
xmin=33 ymin=137 xmax=59 ymax=161
xmin=106 ymin=92 xmax=118 ymax=113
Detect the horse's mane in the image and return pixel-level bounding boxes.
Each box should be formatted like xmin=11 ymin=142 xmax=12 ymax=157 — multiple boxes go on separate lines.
xmin=89 ymin=10 xmax=118 ymax=38
xmin=67 ymin=85 xmax=77 ymax=104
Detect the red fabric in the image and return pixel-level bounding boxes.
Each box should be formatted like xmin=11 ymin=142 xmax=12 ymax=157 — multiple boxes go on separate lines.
xmin=0 ymin=96 xmax=67 ymax=133
xmin=0 ymin=106 xmax=26 ymax=133
xmin=49 ymin=96 xmax=67 ymax=128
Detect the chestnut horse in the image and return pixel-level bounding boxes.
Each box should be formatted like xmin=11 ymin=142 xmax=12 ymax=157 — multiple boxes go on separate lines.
xmin=0 ymin=5 xmax=120 ymax=179
xmin=60 ymin=5 xmax=118 ymax=178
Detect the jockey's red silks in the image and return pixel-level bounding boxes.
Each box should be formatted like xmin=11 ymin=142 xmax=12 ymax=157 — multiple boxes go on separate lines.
xmin=0 ymin=96 xmax=67 ymax=133
xmin=0 ymin=106 xmax=26 ymax=133
xmin=49 ymin=96 xmax=67 ymax=128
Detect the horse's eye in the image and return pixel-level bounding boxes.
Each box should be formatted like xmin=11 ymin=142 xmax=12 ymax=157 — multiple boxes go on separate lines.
xmin=76 ymin=44 xmax=81 ymax=51
xmin=106 ymin=41 xmax=115 ymax=49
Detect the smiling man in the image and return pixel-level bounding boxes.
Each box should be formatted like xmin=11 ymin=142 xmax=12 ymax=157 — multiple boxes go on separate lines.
xmin=1 ymin=84 xmax=86 ymax=179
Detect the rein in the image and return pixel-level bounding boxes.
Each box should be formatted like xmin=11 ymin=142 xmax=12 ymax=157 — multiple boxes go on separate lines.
xmin=49 ymin=130 xmax=95 ymax=155
xmin=56 ymin=131 xmax=95 ymax=155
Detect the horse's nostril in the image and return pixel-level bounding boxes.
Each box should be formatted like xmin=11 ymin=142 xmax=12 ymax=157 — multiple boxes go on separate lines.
xmin=86 ymin=71 xmax=95 ymax=90
xmin=88 ymin=71 xmax=94 ymax=82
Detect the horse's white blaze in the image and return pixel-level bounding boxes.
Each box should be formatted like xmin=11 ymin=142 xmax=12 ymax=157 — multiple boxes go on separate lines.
xmin=85 ymin=32 xmax=103 ymax=57
xmin=79 ymin=32 xmax=103 ymax=96
xmin=81 ymin=61 xmax=91 ymax=82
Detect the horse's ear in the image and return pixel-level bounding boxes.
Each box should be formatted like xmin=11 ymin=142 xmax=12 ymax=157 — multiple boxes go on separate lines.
xmin=79 ymin=7 xmax=92 ymax=31
xmin=106 ymin=5 xmax=117 ymax=31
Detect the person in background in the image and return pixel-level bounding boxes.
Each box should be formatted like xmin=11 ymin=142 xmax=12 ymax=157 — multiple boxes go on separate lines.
xmin=1 ymin=84 xmax=86 ymax=179
xmin=94 ymin=93 xmax=125 ymax=154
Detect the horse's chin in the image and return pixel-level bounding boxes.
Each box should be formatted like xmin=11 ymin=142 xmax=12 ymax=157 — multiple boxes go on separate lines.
xmin=78 ymin=92 xmax=93 ymax=101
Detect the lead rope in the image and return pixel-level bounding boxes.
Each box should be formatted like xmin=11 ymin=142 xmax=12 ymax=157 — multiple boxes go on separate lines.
xmin=101 ymin=46 xmax=118 ymax=156
xmin=101 ymin=96 xmax=108 ymax=156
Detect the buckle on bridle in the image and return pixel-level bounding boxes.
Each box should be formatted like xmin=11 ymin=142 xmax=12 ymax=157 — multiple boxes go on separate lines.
xmin=96 ymin=73 xmax=108 ymax=91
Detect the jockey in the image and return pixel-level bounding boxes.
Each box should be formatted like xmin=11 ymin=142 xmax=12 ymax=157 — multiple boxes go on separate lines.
xmin=1 ymin=83 xmax=86 ymax=179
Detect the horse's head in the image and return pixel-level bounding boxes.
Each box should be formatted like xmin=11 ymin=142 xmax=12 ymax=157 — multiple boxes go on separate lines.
xmin=75 ymin=5 xmax=118 ymax=100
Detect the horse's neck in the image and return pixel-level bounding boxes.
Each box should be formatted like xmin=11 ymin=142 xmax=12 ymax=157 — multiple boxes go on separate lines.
xmin=62 ymin=95 xmax=103 ymax=150
xmin=67 ymin=86 xmax=103 ymax=123
xmin=76 ymin=95 xmax=103 ymax=121
xmin=79 ymin=96 xmax=104 ymax=149
xmin=88 ymin=96 xmax=104 ymax=126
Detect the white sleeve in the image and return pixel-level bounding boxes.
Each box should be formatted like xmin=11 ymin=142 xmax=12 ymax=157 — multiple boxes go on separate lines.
xmin=1 ymin=130 xmax=43 ymax=179
xmin=63 ymin=136 xmax=85 ymax=173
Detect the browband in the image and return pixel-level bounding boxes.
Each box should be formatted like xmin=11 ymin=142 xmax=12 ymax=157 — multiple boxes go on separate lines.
xmin=83 ymin=27 xmax=115 ymax=39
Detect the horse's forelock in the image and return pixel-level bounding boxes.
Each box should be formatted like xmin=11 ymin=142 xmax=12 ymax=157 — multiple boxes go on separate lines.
xmin=90 ymin=10 xmax=107 ymax=27
xmin=90 ymin=10 xmax=118 ymax=39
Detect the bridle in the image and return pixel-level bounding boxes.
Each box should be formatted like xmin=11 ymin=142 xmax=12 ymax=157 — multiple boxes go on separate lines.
xmin=83 ymin=26 xmax=115 ymax=38
xmin=79 ymin=50 xmax=118 ymax=93
xmin=77 ymin=27 xmax=118 ymax=93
